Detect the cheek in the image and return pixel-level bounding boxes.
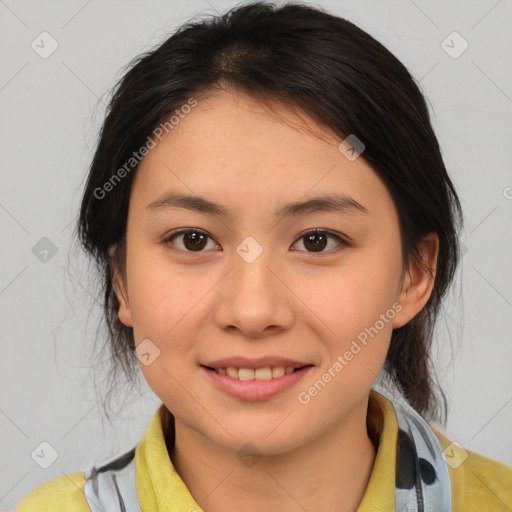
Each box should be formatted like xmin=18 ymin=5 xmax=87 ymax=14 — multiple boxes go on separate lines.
xmin=125 ymin=254 xmax=208 ymax=403
xmin=299 ymin=251 xmax=400 ymax=361
xmin=125 ymin=248 xmax=206 ymax=342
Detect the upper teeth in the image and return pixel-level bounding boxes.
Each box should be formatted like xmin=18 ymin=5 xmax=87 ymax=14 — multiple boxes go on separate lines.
xmin=214 ymin=366 xmax=298 ymax=380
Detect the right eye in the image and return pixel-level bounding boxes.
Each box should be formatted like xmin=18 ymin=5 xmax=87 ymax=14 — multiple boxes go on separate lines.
xmin=162 ymin=228 xmax=220 ymax=253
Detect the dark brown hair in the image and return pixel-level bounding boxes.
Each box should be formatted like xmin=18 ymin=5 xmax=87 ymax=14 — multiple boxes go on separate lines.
xmin=77 ymin=1 xmax=463 ymax=424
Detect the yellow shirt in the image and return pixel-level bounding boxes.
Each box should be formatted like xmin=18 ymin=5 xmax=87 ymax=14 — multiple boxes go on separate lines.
xmin=16 ymin=390 xmax=512 ymax=511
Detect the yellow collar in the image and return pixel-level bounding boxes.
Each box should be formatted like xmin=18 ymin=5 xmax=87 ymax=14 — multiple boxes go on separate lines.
xmin=134 ymin=389 xmax=398 ymax=511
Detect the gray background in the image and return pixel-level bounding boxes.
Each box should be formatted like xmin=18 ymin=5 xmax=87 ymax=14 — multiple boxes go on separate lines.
xmin=1 ymin=0 xmax=511 ymax=509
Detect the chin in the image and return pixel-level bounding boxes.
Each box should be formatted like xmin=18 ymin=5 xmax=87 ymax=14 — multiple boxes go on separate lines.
xmin=206 ymin=422 xmax=306 ymax=457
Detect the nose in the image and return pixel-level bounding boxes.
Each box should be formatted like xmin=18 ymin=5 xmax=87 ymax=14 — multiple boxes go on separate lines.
xmin=212 ymin=244 xmax=295 ymax=339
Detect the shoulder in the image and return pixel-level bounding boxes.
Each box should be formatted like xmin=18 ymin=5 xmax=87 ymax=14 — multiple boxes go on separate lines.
xmin=432 ymin=426 xmax=512 ymax=512
xmin=16 ymin=471 xmax=90 ymax=512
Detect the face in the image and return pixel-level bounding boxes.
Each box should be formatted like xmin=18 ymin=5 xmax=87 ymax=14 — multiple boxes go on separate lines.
xmin=112 ymin=89 xmax=437 ymax=455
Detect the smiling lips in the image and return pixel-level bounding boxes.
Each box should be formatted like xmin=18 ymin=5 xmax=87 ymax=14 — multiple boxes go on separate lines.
xmin=213 ymin=366 xmax=296 ymax=380
xmin=202 ymin=356 xmax=312 ymax=381
xmin=201 ymin=355 xmax=314 ymax=400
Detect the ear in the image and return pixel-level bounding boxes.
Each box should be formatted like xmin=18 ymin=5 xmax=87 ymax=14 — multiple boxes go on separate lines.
xmin=109 ymin=244 xmax=133 ymax=328
xmin=392 ymin=233 xmax=439 ymax=329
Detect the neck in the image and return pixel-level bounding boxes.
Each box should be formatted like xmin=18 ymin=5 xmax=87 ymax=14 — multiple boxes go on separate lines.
xmin=167 ymin=395 xmax=379 ymax=512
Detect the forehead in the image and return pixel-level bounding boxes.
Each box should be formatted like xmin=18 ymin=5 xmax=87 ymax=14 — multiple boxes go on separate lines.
xmin=129 ymin=90 xmax=396 ymax=222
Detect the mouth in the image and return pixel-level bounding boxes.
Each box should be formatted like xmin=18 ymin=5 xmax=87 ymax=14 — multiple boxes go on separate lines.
xmin=201 ymin=363 xmax=315 ymax=400
xmin=201 ymin=364 xmax=314 ymax=381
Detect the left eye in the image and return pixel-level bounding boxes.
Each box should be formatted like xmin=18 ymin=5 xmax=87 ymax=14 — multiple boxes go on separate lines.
xmin=163 ymin=228 xmax=348 ymax=254
xmin=292 ymin=229 xmax=348 ymax=253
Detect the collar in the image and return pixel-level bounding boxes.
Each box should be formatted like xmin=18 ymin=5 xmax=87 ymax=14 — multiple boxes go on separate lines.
xmin=135 ymin=388 xmax=451 ymax=511
xmin=85 ymin=388 xmax=451 ymax=511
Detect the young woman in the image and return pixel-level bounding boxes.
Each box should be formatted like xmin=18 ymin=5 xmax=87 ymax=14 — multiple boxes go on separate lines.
xmin=16 ymin=2 xmax=512 ymax=511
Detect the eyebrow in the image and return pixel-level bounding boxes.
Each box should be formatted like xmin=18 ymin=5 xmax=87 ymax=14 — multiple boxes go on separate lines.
xmin=145 ymin=191 xmax=369 ymax=218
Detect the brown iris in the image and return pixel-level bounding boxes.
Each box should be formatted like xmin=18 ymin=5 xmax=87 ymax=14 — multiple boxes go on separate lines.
xmin=302 ymin=231 xmax=328 ymax=252
xmin=182 ymin=231 xmax=208 ymax=251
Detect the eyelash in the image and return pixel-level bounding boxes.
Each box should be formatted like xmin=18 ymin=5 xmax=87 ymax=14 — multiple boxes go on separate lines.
xmin=161 ymin=228 xmax=350 ymax=256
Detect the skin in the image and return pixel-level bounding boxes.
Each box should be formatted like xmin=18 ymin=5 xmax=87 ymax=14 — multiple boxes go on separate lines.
xmin=111 ymin=89 xmax=438 ymax=512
